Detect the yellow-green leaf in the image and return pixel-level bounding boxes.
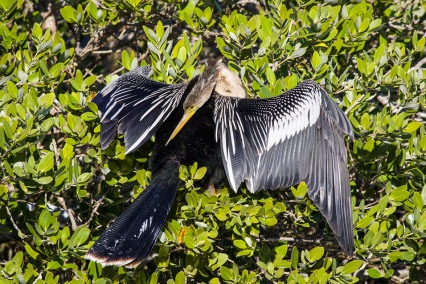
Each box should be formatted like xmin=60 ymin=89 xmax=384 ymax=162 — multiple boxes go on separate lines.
xmin=404 ymin=121 xmax=422 ymax=133
xmin=37 ymin=152 xmax=54 ymax=173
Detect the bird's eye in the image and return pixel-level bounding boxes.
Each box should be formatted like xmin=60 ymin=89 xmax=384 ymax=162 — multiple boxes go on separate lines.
xmin=189 ymin=104 xmax=196 ymax=111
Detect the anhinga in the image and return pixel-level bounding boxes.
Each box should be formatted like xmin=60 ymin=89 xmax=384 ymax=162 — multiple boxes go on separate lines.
xmin=85 ymin=60 xmax=354 ymax=268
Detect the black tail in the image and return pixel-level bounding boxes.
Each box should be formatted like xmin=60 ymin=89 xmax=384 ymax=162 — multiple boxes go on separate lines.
xmin=85 ymin=161 xmax=179 ymax=268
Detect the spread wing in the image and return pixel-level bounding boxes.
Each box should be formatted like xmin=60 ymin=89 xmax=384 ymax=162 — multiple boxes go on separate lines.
xmin=92 ymin=66 xmax=187 ymax=154
xmin=214 ymin=80 xmax=354 ymax=253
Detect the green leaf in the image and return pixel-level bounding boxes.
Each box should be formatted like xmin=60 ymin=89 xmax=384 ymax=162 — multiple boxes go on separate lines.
xmin=371 ymin=231 xmax=383 ymax=247
xmin=340 ymin=260 xmax=364 ymax=274
xmin=69 ymin=226 xmax=90 ymax=248
xmin=193 ymin=167 xmax=207 ymax=180
xmin=174 ymin=271 xmax=186 ymax=284
xmin=47 ymin=261 xmax=62 ymax=270
xmin=184 ymin=235 xmax=196 ymax=249
xmin=52 ymin=43 xmax=62 ymax=54
xmin=369 ymin=18 xmax=382 ymax=30
xmin=7 ymin=81 xmax=18 ymax=99
xmin=374 ymin=44 xmax=386 ymax=63
xmin=309 ymin=247 xmax=324 ymax=262
xmin=147 ymin=42 xmax=160 ymax=56
xmin=265 ymin=67 xmax=276 ymax=85
xmin=357 ymin=216 xmax=373 ymax=228
xmin=418 ymin=214 xmax=426 ymax=231
xmin=60 ymin=6 xmax=78 ymax=23
xmin=412 ymin=192 xmax=424 ymax=210
xmin=84 ymin=75 xmax=97 ymax=87
xmin=39 ymin=209 xmax=52 ymax=232
xmin=390 ymin=186 xmax=409 ymax=202
xmin=291 ymin=246 xmax=299 ymax=269
xmin=77 ymin=173 xmax=91 ymax=184
xmin=32 ymin=23 xmax=43 ymax=40
xmin=37 ymin=152 xmax=55 ymax=173
xmin=357 ymin=58 xmax=367 ymax=75
xmin=290 ymin=48 xmax=306 ymax=59
xmin=234 ymin=239 xmax=247 ymax=249
xmin=312 ymin=51 xmax=321 ymax=70
xmin=12 ymin=251 xmax=24 ymax=266
xmin=34 ymin=176 xmax=53 ymax=185
xmin=39 ymin=93 xmax=55 ymax=107
xmin=156 ymin=20 xmax=164 ymax=39
xmin=220 ymin=266 xmax=233 ymax=281
xmin=24 ymin=243 xmax=39 ymax=259
xmin=122 ymin=50 xmax=130 ymax=70
xmin=148 ymin=274 xmax=159 ymax=284
xmin=367 ymin=268 xmax=383 ymax=278
xmin=38 ymin=40 xmax=52 ymax=53
xmin=404 ymin=121 xmax=422 ymax=133
xmin=216 ymin=253 xmax=228 ymax=267
xmin=275 ymin=244 xmax=288 ymax=257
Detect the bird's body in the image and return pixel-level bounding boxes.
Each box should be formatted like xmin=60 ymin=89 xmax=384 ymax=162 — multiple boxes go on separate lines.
xmin=151 ymin=93 xmax=221 ymax=186
xmin=86 ymin=61 xmax=354 ymax=267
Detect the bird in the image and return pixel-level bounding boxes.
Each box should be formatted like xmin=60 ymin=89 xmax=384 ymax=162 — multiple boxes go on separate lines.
xmin=85 ymin=60 xmax=354 ymax=268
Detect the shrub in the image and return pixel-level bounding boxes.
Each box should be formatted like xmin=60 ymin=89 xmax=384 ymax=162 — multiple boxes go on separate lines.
xmin=0 ymin=0 xmax=425 ymax=283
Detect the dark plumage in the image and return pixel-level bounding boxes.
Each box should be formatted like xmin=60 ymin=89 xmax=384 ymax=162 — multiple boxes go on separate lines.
xmin=85 ymin=60 xmax=354 ymax=268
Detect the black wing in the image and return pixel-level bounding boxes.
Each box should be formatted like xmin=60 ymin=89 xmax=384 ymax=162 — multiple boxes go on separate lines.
xmin=214 ymin=80 xmax=354 ymax=253
xmin=92 ymin=66 xmax=187 ymax=153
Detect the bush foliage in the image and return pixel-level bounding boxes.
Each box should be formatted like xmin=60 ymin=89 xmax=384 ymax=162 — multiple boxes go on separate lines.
xmin=0 ymin=0 xmax=425 ymax=283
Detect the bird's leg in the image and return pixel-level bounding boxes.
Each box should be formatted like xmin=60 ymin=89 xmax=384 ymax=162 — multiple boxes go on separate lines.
xmin=207 ymin=167 xmax=223 ymax=195
xmin=208 ymin=178 xmax=218 ymax=195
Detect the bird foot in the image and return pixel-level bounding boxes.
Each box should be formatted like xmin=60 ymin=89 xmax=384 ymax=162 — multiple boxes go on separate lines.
xmin=208 ymin=181 xmax=218 ymax=195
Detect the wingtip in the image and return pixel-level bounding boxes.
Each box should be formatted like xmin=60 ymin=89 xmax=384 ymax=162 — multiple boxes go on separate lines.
xmin=342 ymin=242 xmax=355 ymax=256
xmin=124 ymin=146 xmax=135 ymax=155
xmin=345 ymin=248 xmax=354 ymax=256
xmin=335 ymin=222 xmax=355 ymax=256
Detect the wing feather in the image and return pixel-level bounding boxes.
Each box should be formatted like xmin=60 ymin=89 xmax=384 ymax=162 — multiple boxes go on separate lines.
xmin=214 ymin=80 xmax=354 ymax=253
xmin=92 ymin=67 xmax=187 ymax=153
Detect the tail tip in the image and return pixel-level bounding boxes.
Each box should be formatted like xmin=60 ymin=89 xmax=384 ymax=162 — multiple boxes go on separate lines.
xmin=85 ymin=251 xmax=143 ymax=268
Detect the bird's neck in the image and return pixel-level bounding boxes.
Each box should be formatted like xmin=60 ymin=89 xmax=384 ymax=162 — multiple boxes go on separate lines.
xmin=215 ymin=66 xmax=246 ymax=99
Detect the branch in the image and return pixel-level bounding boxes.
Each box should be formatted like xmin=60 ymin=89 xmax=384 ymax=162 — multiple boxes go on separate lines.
xmin=84 ymin=194 xmax=106 ymax=227
xmin=409 ymin=57 xmax=426 ymax=71
xmin=56 ymin=196 xmax=78 ymax=231
xmin=5 ymin=203 xmax=28 ymax=239
xmin=51 ymin=128 xmax=61 ymax=168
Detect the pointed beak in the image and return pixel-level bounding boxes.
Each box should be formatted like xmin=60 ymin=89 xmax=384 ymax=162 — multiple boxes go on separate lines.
xmin=166 ymin=109 xmax=196 ymax=146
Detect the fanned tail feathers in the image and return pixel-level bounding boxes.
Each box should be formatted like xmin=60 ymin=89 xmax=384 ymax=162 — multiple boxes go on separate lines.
xmin=85 ymin=162 xmax=179 ymax=268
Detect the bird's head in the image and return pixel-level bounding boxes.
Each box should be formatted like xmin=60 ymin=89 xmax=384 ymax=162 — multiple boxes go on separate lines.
xmin=166 ymin=60 xmax=223 ymax=145
xmin=166 ymin=60 xmax=245 ymax=145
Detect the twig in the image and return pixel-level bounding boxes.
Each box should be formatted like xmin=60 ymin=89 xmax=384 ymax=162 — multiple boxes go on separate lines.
xmin=262 ymin=236 xmax=316 ymax=243
xmin=51 ymin=129 xmax=61 ymax=168
xmin=5 ymin=205 xmax=28 ymax=238
xmin=345 ymin=93 xmax=365 ymax=114
xmin=236 ymin=0 xmax=261 ymax=5
xmin=354 ymin=260 xmax=368 ymax=278
xmin=409 ymin=57 xmax=426 ymax=71
xmin=56 ymin=196 xmax=78 ymax=231
xmin=92 ymin=50 xmax=115 ymax=54
xmin=110 ymin=66 xmax=125 ymax=76
xmin=84 ymin=194 xmax=106 ymax=226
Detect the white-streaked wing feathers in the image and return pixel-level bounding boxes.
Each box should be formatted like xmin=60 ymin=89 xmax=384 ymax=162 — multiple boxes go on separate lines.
xmin=214 ymin=80 xmax=354 ymax=253
xmin=92 ymin=67 xmax=187 ymax=154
